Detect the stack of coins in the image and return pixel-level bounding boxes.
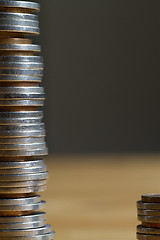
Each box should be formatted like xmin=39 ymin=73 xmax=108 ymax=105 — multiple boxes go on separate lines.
xmin=137 ymin=194 xmax=160 ymax=240
xmin=0 ymin=0 xmax=55 ymax=239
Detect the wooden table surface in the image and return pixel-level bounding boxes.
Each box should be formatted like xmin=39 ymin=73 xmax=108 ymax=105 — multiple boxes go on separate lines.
xmin=44 ymin=154 xmax=160 ymax=240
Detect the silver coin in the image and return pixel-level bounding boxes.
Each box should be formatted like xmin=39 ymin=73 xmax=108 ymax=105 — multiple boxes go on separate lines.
xmin=0 ymin=180 xmax=47 ymax=187
xmin=0 ymin=118 xmax=42 ymax=124
xmin=0 ymin=143 xmax=47 ymax=150
xmin=0 ymin=111 xmax=43 ymax=118
xmin=0 ymin=26 xmax=40 ymax=35
xmin=0 ymin=165 xmax=46 ymax=173
xmin=0 ymin=93 xmax=45 ymax=99
xmin=0 ymin=142 xmax=46 ymax=150
xmin=0 ymin=44 xmax=40 ymax=52
xmin=0 ymin=69 xmax=43 ymax=76
xmin=0 ymin=185 xmax=46 ymax=193
xmin=0 ymin=195 xmax=41 ymax=205
xmin=0 ymin=93 xmax=45 ymax=100
xmin=138 ymin=215 xmax=160 ymax=223
xmin=0 ymin=148 xmax=48 ymax=156
xmin=0 ymin=220 xmax=46 ymax=230
xmin=0 ymin=232 xmax=55 ymax=240
xmin=137 ymin=225 xmax=160 ymax=235
xmin=0 ymin=99 xmax=44 ymax=106
xmin=0 ymin=62 xmax=43 ymax=69
xmin=0 ymin=130 xmax=46 ymax=137
xmin=0 ymin=160 xmax=44 ymax=169
xmin=0 ymin=77 xmax=42 ymax=84
xmin=0 ymin=87 xmax=44 ymax=93
xmin=0 ymin=56 xmax=43 ymax=63
xmin=0 ymin=12 xmax=38 ymax=21
xmin=0 ymin=137 xmax=45 ymax=144
xmin=0 ymin=171 xmax=48 ymax=181
xmin=0 ymin=75 xmax=42 ymax=82
xmin=0 ymin=200 xmax=45 ymax=211
xmin=137 ymin=233 xmax=160 ymax=240
xmin=0 ymin=19 xmax=39 ymax=27
xmin=0 ymin=123 xmax=45 ymax=131
xmin=0 ymin=212 xmax=46 ymax=223
xmin=0 ymin=224 xmax=51 ymax=236
xmin=0 ymin=1 xmax=40 ymax=12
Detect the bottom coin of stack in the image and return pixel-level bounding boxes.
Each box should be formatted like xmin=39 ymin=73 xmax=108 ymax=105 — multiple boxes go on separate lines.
xmin=137 ymin=194 xmax=160 ymax=240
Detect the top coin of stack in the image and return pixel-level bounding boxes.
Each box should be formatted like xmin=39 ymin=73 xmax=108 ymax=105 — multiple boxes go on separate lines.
xmin=137 ymin=194 xmax=160 ymax=240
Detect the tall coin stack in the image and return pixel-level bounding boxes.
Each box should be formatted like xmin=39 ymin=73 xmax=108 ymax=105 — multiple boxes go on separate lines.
xmin=0 ymin=1 xmax=55 ymax=239
xmin=137 ymin=194 xmax=160 ymax=240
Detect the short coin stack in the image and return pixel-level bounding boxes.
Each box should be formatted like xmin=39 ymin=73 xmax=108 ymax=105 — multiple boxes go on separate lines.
xmin=0 ymin=0 xmax=55 ymax=239
xmin=137 ymin=194 xmax=160 ymax=240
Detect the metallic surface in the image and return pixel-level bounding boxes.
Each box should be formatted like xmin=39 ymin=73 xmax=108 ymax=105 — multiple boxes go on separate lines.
xmin=0 ymin=0 xmax=54 ymax=238
xmin=137 ymin=233 xmax=160 ymax=240
xmin=0 ymin=1 xmax=40 ymax=12
xmin=142 ymin=195 xmax=160 ymax=203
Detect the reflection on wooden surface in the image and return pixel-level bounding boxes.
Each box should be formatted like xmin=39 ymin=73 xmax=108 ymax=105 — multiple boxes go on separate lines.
xmin=43 ymin=154 xmax=160 ymax=240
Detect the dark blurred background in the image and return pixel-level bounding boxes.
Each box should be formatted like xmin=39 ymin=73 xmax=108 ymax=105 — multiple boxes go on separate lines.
xmin=37 ymin=0 xmax=160 ymax=154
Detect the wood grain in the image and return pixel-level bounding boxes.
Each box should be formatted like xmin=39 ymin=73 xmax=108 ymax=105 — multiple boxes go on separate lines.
xmin=44 ymin=154 xmax=160 ymax=240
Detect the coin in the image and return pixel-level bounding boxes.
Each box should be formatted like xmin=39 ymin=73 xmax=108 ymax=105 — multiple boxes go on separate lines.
xmin=0 ymin=26 xmax=40 ymax=35
xmin=0 ymin=130 xmax=46 ymax=137
xmin=0 ymin=200 xmax=45 ymax=211
xmin=0 ymin=123 xmax=45 ymax=131
xmin=0 ymin=180 xmax=47 ymax=187
xmin=0 ymin=220 xmax=46 ymax=230
xmin=0 ymin=171 xmax=48 ymax=181
xmin=0 ymin=44 xmax=40 ymax=52
xmin=0 ymin=69 xmax=43 ymax=76
xmin=0 ymin=118 xmax=42 ymax=124
xmin=138 ymin=215 xmax=160 ymax=223
xmin=0 ymin=62 xmax=43 ymax=69
xmin=0 ymin=165 xmax=46 ymax=173
xmin=0 ymin=99 xmax=44 ymax=106
xmin=137 ymin=233 xmax=160 ymax=240
xmin=0 ymin=185 xmax=46 ymax=193
xmin=0 ymin=224 xmax=51 ymax=236
xmin=0 ymin=160 xmax=44 ymax=169
xmin=0 ymin=56 xmax=43 ymax=63
xmin=0 ymin=1 xmax=40 ymax=12
xmin=142 ymin=222 xmax=160 ymax=228
xmin=0 ymin=12 xmax=38 ymax=21
xmin=0 ymin=19 xmax=39 ymax=27
xmin=0 ymin=93 xmax=45 ymax=100
xmin=0 ymin=137 xmax=45 ymax=144
xmin=0 ymin=143 xmax=46 ymax=150
xmin=137 ymin=201 xmax=160 ymax=210
xmin=0 ymin=231 xmax=55 ymax=240
xmin=0 ymin=212 xmax=46 ymax=223
xmin=138 ymin=209 xmax=160 ymax=216
xmin=0 ymin=195 xmax=41 ymax=205
xmin=142 ymin=194 xmax=160 ymax=203
xmin=137 ymin=225 xmax=160 ymax=234
xmin=0 ymin=111 xmax=43 ymax=118
xmin=0 ymin=148 xmax=48 ymax=156
xmin=0 ymin=75 xmax=42 ymax=82
xmin=0 ymin=93 xmax=45 ymax=99
xmin=0 ymin=87 xmax=44 ymax=93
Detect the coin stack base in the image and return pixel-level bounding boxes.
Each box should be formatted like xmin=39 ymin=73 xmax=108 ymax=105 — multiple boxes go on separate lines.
xmin=0 ymin=0 xmax=55 ymax=239
xmin=137 ymin=194 xmax=160 ymax=240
